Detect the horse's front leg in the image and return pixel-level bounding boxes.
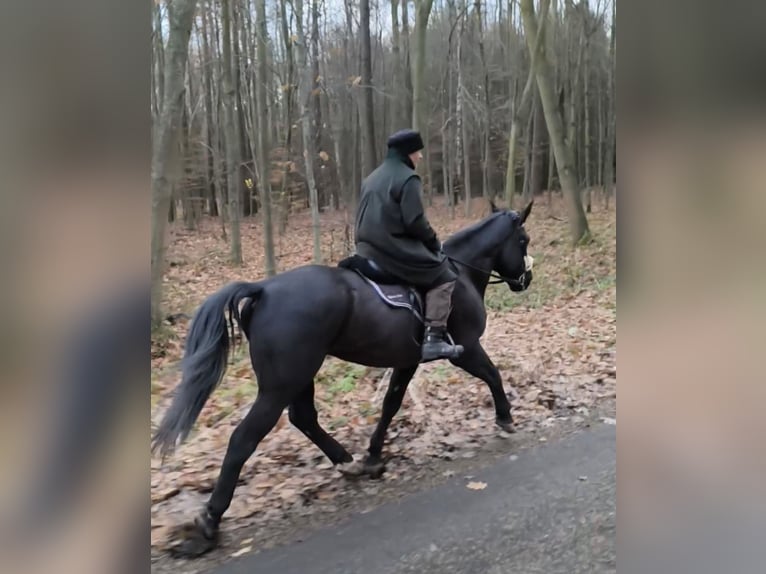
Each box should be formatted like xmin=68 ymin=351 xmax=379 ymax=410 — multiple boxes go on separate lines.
xmin=338 ymin=365 xmax=418 ymax=479
xmin=450 ymin=344 xmax=515 ymax=433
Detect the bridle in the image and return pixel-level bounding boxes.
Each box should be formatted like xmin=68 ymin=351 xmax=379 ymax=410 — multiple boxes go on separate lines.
xmin=446 ymin=255 xmax=531 ymax=289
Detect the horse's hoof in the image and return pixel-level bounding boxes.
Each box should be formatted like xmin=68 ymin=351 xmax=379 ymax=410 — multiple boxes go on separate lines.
xmin=167 ymin=520 xmax=219 ymax=558
xmin=337 ymin=458 xmax=386 ymax=479
xmin=496 ymin=419 xmax=516 ymax=434
xmin=363 ymin=460 xmax=386 ymax=479
xmin=336 ymin=459 xmax=367 ymax=478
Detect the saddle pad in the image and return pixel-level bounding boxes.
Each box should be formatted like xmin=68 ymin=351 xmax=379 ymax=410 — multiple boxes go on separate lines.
xmin=354 ymin=271 xmax=424 ymax=323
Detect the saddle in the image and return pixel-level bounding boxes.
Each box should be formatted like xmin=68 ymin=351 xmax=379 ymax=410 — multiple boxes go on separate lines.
xmin=338 ymin=255 xmax=424 ymax=323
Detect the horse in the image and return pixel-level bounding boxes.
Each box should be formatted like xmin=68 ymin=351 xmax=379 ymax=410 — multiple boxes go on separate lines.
xmin=151 ymin=200 xmax=534 ymax=557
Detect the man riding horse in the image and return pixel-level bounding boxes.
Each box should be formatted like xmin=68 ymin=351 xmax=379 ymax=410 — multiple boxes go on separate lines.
xmin=352 ymin=129 xmax=462 ymax=362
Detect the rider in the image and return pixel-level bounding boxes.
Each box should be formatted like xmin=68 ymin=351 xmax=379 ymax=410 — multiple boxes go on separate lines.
xmin=352 ymin=129 xmax=463 ymax=362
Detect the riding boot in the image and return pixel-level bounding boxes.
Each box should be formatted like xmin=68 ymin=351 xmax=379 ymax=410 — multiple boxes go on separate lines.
xmin=421 ymin=280 xmax=463 ymax=362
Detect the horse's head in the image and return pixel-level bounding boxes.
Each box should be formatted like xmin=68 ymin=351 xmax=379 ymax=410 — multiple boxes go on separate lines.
xmin=490 ymin=199 xmax=534 ymax=292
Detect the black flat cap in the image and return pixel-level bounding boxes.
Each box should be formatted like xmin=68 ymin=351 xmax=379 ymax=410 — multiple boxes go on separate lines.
xmin=387 ymin=129 xmax=424 ymax=155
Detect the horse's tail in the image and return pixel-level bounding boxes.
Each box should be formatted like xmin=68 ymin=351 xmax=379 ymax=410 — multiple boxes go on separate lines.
xmin=151 ymin=281 xmax=263 ymax=459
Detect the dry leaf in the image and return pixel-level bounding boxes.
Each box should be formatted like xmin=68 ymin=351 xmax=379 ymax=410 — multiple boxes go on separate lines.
xmin=466 ymin=481 xmax=487 ymax=490
xmin=231 ymin=545 xmax=252 ymax=557
xmin=151 ymin=486 xmax=179 ymax=504
xmin=151 ymin=525 xmax=171 ymax=547
xmin=523 ymin=389 xmax=540 ymax=403
xmin=278 ymin=488 xmax=298 ymax=500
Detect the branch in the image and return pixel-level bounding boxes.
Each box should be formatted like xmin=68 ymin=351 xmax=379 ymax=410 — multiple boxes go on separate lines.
xmin=447 ymin=3 xmax=472 ymax=50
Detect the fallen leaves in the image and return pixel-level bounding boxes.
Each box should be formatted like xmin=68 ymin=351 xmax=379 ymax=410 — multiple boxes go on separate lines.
xmin=466 ymin=481 xmax=488 ymax=490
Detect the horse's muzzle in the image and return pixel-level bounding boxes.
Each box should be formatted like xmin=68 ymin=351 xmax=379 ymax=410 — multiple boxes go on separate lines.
xmin=508 ymin=270 xmax=532 ymax=292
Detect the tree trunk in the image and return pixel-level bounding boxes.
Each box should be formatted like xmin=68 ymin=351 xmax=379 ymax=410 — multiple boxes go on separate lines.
xmin=255 ymin=0 xmax=276 ymax=274
xmin=475 ymin=0 xmax=492 ymax=200
xmin=151 ymin=0 xmax=198 ymax=327
xmin=447 ymin=0 xmax=458 ymax=211
xmin=200 ymin=3 xmax=219 ymax=217
xmin=597 ymin=68 xmax=603 ymax=189
xmin=505 ymin=0 xmax=549 ymax=207
xmin=566 ymin=25 xmax=584 ymax=183
xmin=294 ymin=0 xmax=322 ymax=263
xmin=390 ymin=0 xmax=404 ymax=130
xmin=412 ymin=0 xmax=435 ymax=134
xmin=530 ymin=89 xmax=546 ymax=199
xmin=212 ymin=4 xmax=229 ymax=236
xmin=457 ymin=11 xmax=471 ymax=217
xmin=277 ymin=0 xmax=295 ymax=234
xmin=359 ymin=0 xmax=377 ymax=176
xmin=441 ymin=111 xmax=454 ymax=218
xmin=583 ymin=32 xmax=591 ymax=213
xmin=401 ymin=0 xmax=413 ymax=126
xmin=243 ymin=0 xmax=260 ymax=217
xmin=401 ymin=0 xmax=413 ymax=127
xmin=504 ymin=114 xmax=521 ymax=206
xmin=311 ymin=0 xmax=325 ymax=207
xmin=522 ymin=106 xmax=533 ymax=205
xmin=153 ymin=3 xmax=165 ymax=117
xmin=602 ymin=0 xmax=616 ymax=209
xmin=547 ymin=135 xmax=555 ymax=205
xmin=222 ymin=0 xmax=243 ymax=264
xmin=232 ymin=0 xmax=251 ymax=218
xmin=520 ymin=0 xmax=589 ymax=244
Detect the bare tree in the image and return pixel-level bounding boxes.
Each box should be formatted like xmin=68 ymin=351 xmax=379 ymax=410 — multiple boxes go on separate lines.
xmin=520 ymin=0 xmax=589 ymax=243
xmin=457 ymin=0 xmax=472 ymax=216
xmin=255 ymin=0 xmax=276 ymax=274
xmin=602 ymin=0 xmax=615 ymax=208
xmin=474 ymin=0 xmax=492 ymax=200
xmin=401 ymin=0 xmax=413 ymax=126
xmin=412 ymin=0 xmax=435 ymax=134
xmin=277 ymin=0 xmax=296 ymax=233
xmin=390 ymin=0 xmax=405 ymax=130
xmin=505 ymin=0 xmax=550 ymax=207
xmin=359 ymin=0 xmax=378 ymax=176
xmin=221 ymin=0 xmax=243 ymax=264
xmin=293 ymin=0 xmax=322 ymax=262
xmin=151 ymin=0 xmax=198 ymax=327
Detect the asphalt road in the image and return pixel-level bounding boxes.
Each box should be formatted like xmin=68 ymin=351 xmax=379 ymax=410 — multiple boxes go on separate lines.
xmin=213 ymin=423 xmax=616 ymax=574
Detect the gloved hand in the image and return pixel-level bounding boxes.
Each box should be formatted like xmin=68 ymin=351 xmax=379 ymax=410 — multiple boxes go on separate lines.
xmin=425 ymin=237 xmax=441 ymax=254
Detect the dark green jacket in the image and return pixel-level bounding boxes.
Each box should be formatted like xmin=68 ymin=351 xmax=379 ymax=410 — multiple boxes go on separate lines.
xmin=354 ymin=149 xmax=456 ymax=288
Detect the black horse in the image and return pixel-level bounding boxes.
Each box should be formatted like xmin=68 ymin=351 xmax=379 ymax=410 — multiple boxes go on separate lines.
xmin=152 ymin=201 xmax=534 ymax=556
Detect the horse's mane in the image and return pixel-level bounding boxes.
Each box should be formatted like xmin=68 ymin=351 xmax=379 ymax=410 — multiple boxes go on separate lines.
xmin=444 ymin=211 xmax=511 ymax=251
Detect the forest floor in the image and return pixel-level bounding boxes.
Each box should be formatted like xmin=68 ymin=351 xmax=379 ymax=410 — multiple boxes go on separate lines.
xmin=150 ymin=194 xmax=616 ymax=571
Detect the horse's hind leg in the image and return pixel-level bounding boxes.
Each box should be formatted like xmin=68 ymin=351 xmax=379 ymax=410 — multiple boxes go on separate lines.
xmin=169 ymin=390 xmax=290 ymax=558
xmin=339 ymin=365 xmax=418 ymax=479
xmin=288 ymin=383 xmax=353 ymax=465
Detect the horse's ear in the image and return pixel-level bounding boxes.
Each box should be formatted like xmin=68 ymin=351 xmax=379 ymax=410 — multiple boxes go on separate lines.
xmin=520 ymin=200 xmax=533 ymax=224
xmin=490 ymin=199 xmax=500 ymax=213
